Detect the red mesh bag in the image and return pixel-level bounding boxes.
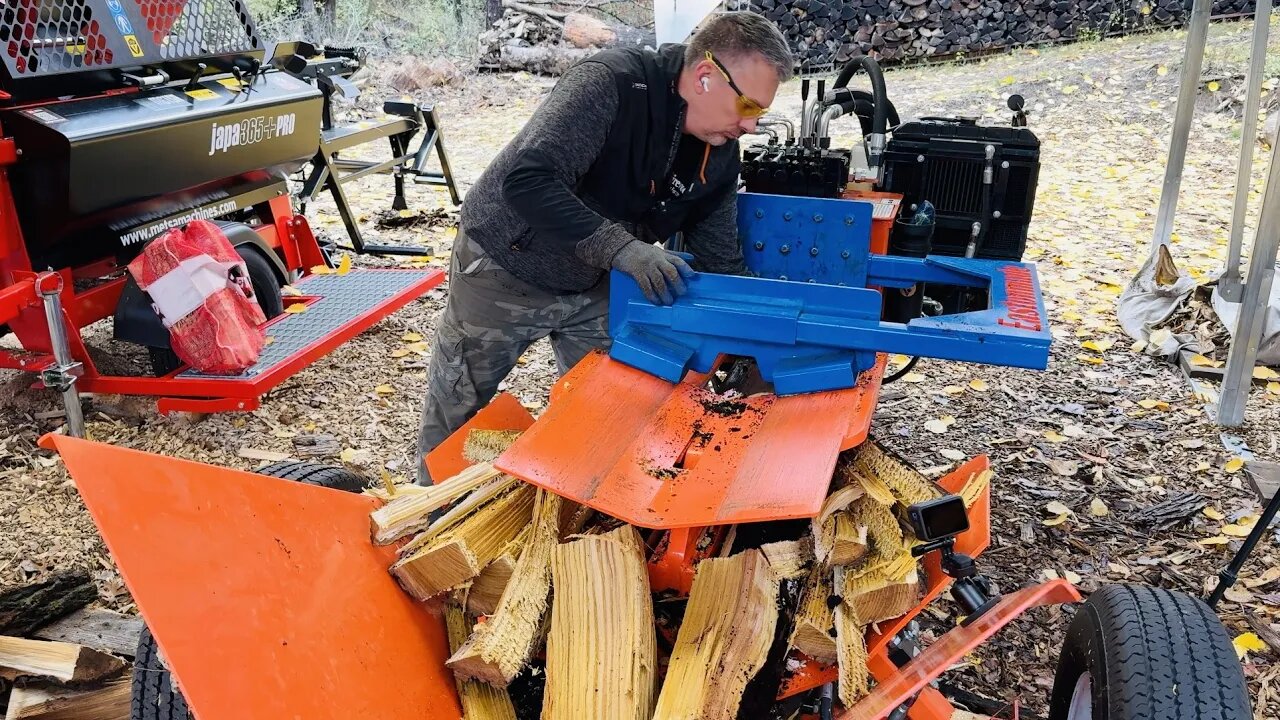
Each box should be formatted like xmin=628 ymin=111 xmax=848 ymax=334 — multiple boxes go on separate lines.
xmin=127 ymin=220 xmax=267 ymax=374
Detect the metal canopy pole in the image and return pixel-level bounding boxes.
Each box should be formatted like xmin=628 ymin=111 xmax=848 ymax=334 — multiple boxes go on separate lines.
xmin=1218 ymin=134 xmax=1280 ymax=427
xmin=1150 ymin=0 xmax=1213 ymax=254
xmin=1218 ymin=0 xmax=1273 ymax=302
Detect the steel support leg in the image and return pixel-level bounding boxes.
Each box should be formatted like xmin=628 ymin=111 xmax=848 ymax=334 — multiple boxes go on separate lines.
xmin=1219 ymin=0 xmax=1273 ymax=302
xmin=37 ymin=273 xmax=86 ymax=438
xmin=1218 ymin=133 xmax=1280 ymax=427
xmin=1150 ymin=0 xmax=1212 ymax=254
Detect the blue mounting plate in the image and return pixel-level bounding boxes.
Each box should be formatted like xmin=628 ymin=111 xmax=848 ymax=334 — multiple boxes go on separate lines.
xmin=609 ymin=194 xmax=1050 ymax=395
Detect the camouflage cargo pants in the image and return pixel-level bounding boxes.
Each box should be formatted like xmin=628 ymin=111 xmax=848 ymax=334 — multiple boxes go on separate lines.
xmin=415 ymin=230 xmax=611 ymax=484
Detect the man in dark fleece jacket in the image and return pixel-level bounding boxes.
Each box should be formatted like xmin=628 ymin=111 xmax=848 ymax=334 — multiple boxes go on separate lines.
xmin=416 ymin=12 xmax=793 ymax=482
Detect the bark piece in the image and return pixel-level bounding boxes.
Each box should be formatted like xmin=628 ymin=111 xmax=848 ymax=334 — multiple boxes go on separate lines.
xmin=652 ymin=550 xmax=779 ymax=720
xmin=448 ymin=490 xmax=562 ymax=686
xmin=392 ymin=484 xmax=535 ymax=601
xmin=542 ymin=526 xmax=656 ymax=720
xmin=0 ymin=572 xmax=97 ymax=637
xmin=444 ymin=606 xmax=517 ymax=720
xmin=0 ymin=637 xmax=126 ymax=685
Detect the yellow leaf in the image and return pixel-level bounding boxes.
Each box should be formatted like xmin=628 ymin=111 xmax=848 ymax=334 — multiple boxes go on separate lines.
xmin=1203 ymin=506 xmax=1225 ymax=520
xmin=1081 ymin=339 xmax=1114 ymax=353
xmin=406 ymin=341 xmax=429 ymax=354
xmin=1268 ymin=381 xmax=1280 ymax=395
xmin=1157 ymin=65 xmax=1168 ymax=76
xmin=1045 ymin=500 xmax=1072 ymax=516
xmin=1042 ymin=513 xmax=1070 ymax=527
xmin=1076 ymin=354 xmax=1105 ymax=366
xmin=1188 ymin=354 xmax=1217 ymax=367
xmin=284 ymin=303 xmax=308 ymax=314
xmin=968 ymin=379 xmax=989 ymax=392
xmin=1222 ymin=523 xmax=1253 ymax=537
xmin=1000 ymin=75 xmax=1016 ymax=86
xmin=340 ymin=448 xmax=357 ymax=463
xmin=1225 ymin=457 xmax=1245 ymax=473
xmin=1206 ymin=80 xmax=1220 ymax=93
xmin=309 ymin=264 xmax=335 ymax=275
xmin=943 ymin=385 xmax=965 ymax=395
xmin=1061 ymin=310 xmax=1084 ymax=322
xmin=1090 ymin=498 xmax=1110 ymax=516
xmin=1254 ymin=366 xmax=1279 ymax=380
xmin=374 ymin=384 xmax=396 ymax=395
xmin=281 ymin=285 xmax=302 ymax=297
xmin=397 ymin=209 xmax=415 ymax=219
xmin=264 ymin=336 xmax=274 ymax=346
xmin=401 ymin=332 xmax=424 ymax=342
xmin=445 ymin=227 xmax=458 ymax=239
xmin=336 ymin=254 xmax=353 ymax=276
xmin=390 ymin=348 xmax=410 ymax=359
xmin=1232 ymin=632 xmax=1268 ymax=659
xmin=1137 ymin=399 xmax=1168 ymax=410
xmin=902 ymin=372 xmax=926 ymax=383
xmin=1198 ymin=535 xmax=1232 ymax=546
xmin=1044 ymin=430 xmax=1068 ymax=442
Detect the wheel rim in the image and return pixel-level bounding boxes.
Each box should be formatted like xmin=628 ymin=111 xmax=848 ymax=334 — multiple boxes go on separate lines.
xmin=1067 ymin=671 xmax=1093 ymax=720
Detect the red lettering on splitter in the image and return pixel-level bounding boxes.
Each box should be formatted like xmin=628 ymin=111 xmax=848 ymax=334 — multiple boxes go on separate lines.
xmin=996 ymin=265 xmax=1043 ymax=332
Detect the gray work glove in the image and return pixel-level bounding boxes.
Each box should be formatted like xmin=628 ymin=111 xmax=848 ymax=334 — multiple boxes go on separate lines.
xmin=611 ymin=240 xmax=694 ymax=305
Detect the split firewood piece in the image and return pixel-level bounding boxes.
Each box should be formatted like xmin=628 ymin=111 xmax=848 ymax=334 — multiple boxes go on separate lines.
xmin=463 ymin=429 xmax=525 ymax=464
xmin=760 ymin=537 xmax=814 ymax=581
xmin=0 ymin=637 xmax=126 ymax=685
xmin=788 ymin=564 xmax=837 ymax=664
xmin=842 ymin=554 xmax=920 ymax=627
xmin=371 ymin=462 xmax=504 ymax=545
xmin=448 ymin=489 xmax=562 ymax=686
xmin=4 ymin=676 xmax=131 ymax=719
xmin=813 ymin=483 xmax=866 ymax=564
xmin=833 ymin=568 xmax=871 ymax=709
xmin=542 ymin=526 xmax=656 ymax=720
xmin=652 ymin=549 xmax=779 ymax=720
xmin=830 ymin=513 xmax=870 ymax=567
xmin=391 ymin=484 xmax=535 ymax=601
xmin=854 ymin=441 xmax=941 ymax=506
xmin=397 ymin=474 xmax=521 ymax=558
xmin=444 ymin=606 xmax=517 ymax=720
xmin=846 ymin=496 xmax=905 ymax=566
xmin=467 ymin=527 xmax=531 ymax=617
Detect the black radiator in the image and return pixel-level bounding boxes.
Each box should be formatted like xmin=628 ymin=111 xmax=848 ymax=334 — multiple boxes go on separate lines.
xmin=882 ymin=119 xmax=1040 ymax=261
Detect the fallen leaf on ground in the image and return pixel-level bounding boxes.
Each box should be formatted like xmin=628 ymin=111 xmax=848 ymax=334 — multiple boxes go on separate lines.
xmin=1244 ymin=567 xmax=1280 ymax=589
xmin=1081 ymin=339 xmax=1113 ymax=353
xmin=1223 ymin=587 xmax=1254 ymax=604
xmin=1044 ymin=430 xmax=1068 ymax=442
xmin=375 ymin=384 xmax=396 ymax=395
xmin=1203 ymin=506 xmax=1225 ymax=520
xmin=1189 ymin=354 xmax=1223 ymax=368
xmin=1225 ymin=457 xmax=1245 ymax=473
xmin=1254 ymin=366 xmax=1279 ymax=380
xmin=1222 ymin=523 xmax=1254 ymax=537
xmin=968 ymin=379 xmax=989 ymax=392
xmin=939 ymin=449 xmax=966 ymax=462
xmin=924 ymin=416 xmax=956 ymax=434
xmin=903 ymin=372 xmax=926 ymax=383
xmin=1043 ymin=513 xmax=1070 ymax=527
xmin=1232 ymin=632 xmax=1268 ymax=659
xmin=284 ymin=304 xmax=308 ymax=314
xmin=402 ymin=332 xmax=424 ymax=342
xmin=390 ymin=348 xmax=411 ymax=359
xmin=943 ymin=385 xmax=965 ymax=395
xmin=1137 ymin=399 xmax=1169 ymax=410
xmin=1198 ymin=535 xmax=1231 ymax=545
xmin=1090 ymin=498 xmax=1110 ymax=516
xmin=1045 ymin=500 xmax=1073 ymax=516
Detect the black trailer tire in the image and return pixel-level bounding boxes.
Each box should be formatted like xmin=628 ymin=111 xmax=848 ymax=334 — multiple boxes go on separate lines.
xmin=130 ymin=462 xmax=368 ymax=720
xmin=148 ymin=246 xmax=284 ymax=377
xmin=1048 ymin=584 xmax=1251 ymax=720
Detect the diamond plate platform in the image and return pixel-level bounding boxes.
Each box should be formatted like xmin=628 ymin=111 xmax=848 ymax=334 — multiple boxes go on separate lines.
xmin=179 ymin=268 xmax=436 ymax=380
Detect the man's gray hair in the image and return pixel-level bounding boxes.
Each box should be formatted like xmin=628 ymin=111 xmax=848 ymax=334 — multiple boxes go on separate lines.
xmin=686 ymin=12 xmax=794 ymax=83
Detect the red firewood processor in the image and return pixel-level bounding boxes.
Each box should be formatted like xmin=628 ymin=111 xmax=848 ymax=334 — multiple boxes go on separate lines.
xmin=13 ymin=3 xmax=1253 ymax=720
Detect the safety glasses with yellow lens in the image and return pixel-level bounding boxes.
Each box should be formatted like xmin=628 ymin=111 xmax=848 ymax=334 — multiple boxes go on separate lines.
xmin=705 ymin=51 xmax=769 ymax=119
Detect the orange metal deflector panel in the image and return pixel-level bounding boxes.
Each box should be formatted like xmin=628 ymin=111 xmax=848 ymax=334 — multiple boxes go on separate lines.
xmin=426 ymin=392 xmax=536 ymax=482
xmin=43 ymin=434 xmax=462 ymax=720
xmin=495 ymin=351 xmax=884 ymax=529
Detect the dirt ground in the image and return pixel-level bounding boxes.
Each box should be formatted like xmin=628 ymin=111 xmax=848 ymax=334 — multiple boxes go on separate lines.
xmin=3 ymin=16 xmax=1280 ymax=718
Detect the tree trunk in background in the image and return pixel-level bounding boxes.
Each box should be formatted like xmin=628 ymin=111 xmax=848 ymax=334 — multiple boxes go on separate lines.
xmin=486 ymin=0 xmax=504 ymax=25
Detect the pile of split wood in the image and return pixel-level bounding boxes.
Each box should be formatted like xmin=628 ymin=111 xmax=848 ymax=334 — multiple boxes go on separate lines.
xmin=477 ymin=0 xmax=654 ymax=74
xmin=0 ymin=572 xmax=142 ymax=719
xmin=369 ymin=430 xmax=990 ymax=716
xmin=729 ymin=0 xmax=1260 ymax=66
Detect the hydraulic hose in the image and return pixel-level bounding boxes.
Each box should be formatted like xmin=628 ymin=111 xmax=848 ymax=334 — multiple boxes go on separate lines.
xmin=832 ymin=56 xmax=889 ymax=177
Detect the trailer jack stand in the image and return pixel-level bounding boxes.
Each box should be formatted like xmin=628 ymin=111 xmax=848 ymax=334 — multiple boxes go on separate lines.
xmin=36 ymin=273 xmax=86 ymax=438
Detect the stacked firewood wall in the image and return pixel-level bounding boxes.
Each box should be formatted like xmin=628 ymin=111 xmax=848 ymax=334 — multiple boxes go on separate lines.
xmin=728 ymin=0 xmax=1258 ymax=67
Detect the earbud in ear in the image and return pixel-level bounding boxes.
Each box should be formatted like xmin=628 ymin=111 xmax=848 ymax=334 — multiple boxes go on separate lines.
xmin=700 ymin=77 xmax=710 ymax=91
